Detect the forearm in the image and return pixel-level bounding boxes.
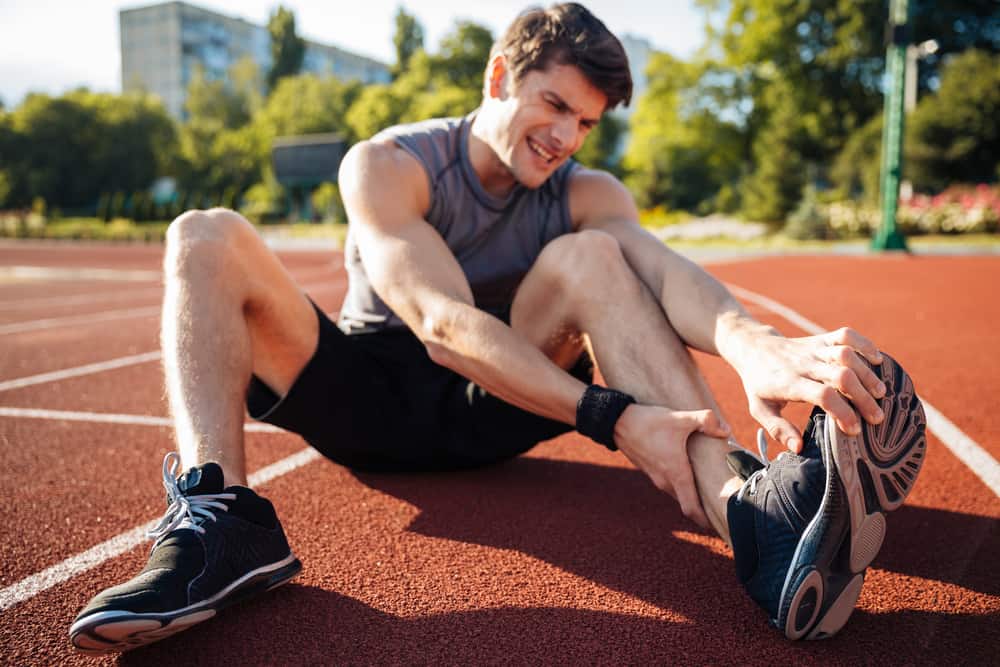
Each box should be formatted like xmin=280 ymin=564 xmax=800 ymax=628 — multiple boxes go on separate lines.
xmin=420 ymin=302 xmax=587 ymax=424
xmin=657 ymin=251 xmax=778 ymax=363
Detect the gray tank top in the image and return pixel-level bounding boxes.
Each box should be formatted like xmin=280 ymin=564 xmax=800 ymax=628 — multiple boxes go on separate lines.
xmin=338 ymin=112 xmax=579 ymax=334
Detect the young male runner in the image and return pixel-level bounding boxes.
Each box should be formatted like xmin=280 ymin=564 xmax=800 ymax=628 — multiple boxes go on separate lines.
xmin=69 ymin=2 xmax=926 ymax=652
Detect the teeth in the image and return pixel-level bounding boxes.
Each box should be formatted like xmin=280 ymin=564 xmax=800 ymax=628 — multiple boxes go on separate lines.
xmin=528 ymin=138 xmax=554 ymax=161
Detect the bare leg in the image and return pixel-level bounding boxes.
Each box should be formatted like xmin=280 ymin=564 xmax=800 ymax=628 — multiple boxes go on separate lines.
xmin=161 ymin=209 xmax=319 ymax=487
xmin=510 ymin=230 xmax=743 ymax=542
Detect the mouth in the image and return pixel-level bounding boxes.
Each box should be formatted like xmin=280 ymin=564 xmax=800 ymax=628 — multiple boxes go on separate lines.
xmin=526 ymin=137 xmax=557 ymax=164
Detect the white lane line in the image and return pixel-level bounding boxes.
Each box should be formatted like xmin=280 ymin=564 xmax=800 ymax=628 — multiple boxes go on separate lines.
xmin=0 ymin=287 xmax=164 ymax=312
xmin=726 ymin=283 xmax=1000 ymax=499
xmin=0 ymin=306 xmax=161 ymax=336
xmin=0 ymin=266 xmax=161 ymax=282
xmin=0 ymin=447 xmax=321 ymax=612
xmin=0 ymin=280 xmax=344 ymax=336
xmin=0 ymin=351 xmax=162 ymax=393
xmin=0 ymin=303 xmax=340 ymax=393
xmin=0 ymin=407 xmax=283 ymax=432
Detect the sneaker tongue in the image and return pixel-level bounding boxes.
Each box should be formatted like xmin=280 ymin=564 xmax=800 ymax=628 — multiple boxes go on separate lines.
xmin=176 ymin=462 xmax=225 ymax=495
xmin=801 ymin=406 xmax=827 ymax=458
xmin=726 ymin=451 xmax=765 ymax=481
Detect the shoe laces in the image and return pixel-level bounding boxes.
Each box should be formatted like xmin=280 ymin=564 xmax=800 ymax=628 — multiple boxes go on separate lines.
xmin=736 ymin=467 xmax=768 ymax=504
xmin=146 ymin=452 xmax=237 ymax=544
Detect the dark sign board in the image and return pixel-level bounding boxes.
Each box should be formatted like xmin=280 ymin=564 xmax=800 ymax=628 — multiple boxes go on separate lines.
xmin=271 ymin=134 xmax=347 ymax=187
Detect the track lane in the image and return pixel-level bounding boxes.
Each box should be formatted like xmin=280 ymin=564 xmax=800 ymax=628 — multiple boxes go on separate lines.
xmin=1 ymin=247 xmax=997 ymax=664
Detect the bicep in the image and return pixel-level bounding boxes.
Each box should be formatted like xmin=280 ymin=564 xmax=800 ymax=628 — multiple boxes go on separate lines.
xmin=340 ymin=142 xmax=473 ymax=336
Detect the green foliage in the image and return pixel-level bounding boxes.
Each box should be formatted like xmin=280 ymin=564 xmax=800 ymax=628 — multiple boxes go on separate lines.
xmin=311 ymin=183 xmax=346 ymax=223
xmin=257 ymin=74 xmax=361 ymax=141
xmin=392 ymin=7 xmax=425 ymax=79
xmin=346 ymin=19 xmax=491 ymax=141
xmin=783 ymin=184 xmax=830 ymax=239
xmin=267 ymin=6 xmax=305 ymax=92
xmin=431 ymin=21 xmax=494 ymax=90
xmin=239 ymin=169 xmax=287 ymax=224
xmin=623 ymin=53 xmax=744 ymax=211
xmin=831 ymin=114 xmax=883 ymax=202
xmin=906 ymin=49 xmax=1000 ymax=192
xmin=3 ymin=90 xmax=176 ymax=210
xmin=574 ymin=114 xmax=626 ymax=174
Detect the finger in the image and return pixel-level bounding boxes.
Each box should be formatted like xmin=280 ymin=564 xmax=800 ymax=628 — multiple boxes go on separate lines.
xmin=822 ymin=327 xmax=882 ymax=365
xmin=750 ymin=400 xmax=802 ymax=453
xmin=825 ymin=345 xmax=887 ymax=399
xmin=818 ymin=354 xmax=885 ymax=424
xmin=800 ymin=380 xmax=862 ymax=436
xmin=678 ymin=409 xmax=731 ymax=439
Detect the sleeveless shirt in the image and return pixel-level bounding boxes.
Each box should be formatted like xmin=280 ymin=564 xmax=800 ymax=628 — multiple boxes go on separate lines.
xmin=338 ymin=112 xmax=580 ymax=334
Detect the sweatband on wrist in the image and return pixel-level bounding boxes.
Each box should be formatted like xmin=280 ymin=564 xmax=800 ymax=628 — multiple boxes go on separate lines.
xmin=576 ymin=384 xmax=636 ymax=451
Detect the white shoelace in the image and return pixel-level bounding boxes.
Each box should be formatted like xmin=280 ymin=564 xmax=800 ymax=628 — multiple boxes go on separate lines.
xmin=736 ymin=428 xmax=775 ymax=504
xmin=146 ymin=452 xmax=237 ymax=544
xmin=736 ymin=466 xmax=768 ymax=504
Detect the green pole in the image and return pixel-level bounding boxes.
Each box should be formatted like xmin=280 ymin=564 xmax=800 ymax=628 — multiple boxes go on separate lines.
xmin=874 ymin=0 xmax=910 ymax=251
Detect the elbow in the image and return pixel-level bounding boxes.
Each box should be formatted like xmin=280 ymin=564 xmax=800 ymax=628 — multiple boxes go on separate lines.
xmin=419 ymin=309 xmax=459 ymax=368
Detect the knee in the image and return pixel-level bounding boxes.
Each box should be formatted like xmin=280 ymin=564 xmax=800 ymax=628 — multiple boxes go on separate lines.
xmin=536 ymin=230 xmax=631 ymax=292
xmin=164 ymin=208 xmax=257 ymax=278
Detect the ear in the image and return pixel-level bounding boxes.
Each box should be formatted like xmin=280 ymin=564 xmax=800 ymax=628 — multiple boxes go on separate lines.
xmin=485 ymin=53 xmax=509 ymax=100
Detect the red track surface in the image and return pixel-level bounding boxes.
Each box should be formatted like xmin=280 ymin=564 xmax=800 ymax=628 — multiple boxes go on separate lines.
xmin=1 ymin=241 xmax=997 ymax=665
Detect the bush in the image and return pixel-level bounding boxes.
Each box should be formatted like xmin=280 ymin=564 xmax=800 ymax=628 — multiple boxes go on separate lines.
xmin=311 ymin=182 xmax=345 ymax=223
xmin=783 ymin=185 xmax=830 ymax=240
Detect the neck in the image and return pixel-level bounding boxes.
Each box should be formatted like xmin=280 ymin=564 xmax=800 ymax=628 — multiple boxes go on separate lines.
xmin=469 ymin=112 xmax=518 ymax=198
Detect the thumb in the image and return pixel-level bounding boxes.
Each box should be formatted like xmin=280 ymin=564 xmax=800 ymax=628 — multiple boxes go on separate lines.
xmin=678 ymin=409 xmax=731 ymax=439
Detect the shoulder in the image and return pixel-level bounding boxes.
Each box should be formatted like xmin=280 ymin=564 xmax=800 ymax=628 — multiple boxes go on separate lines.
xmin=567 ymin=167 xmax=639 ymax=230
xmin=339 ymin=138 xmax=431 ymax=220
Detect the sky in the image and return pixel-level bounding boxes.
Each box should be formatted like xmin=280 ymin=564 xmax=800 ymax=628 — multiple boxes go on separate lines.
xmin=0 ymin=0 xmax=707 ymax=108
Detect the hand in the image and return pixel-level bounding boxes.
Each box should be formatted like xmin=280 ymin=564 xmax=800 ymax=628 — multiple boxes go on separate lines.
xmin=737 ymin=327 xmax=886 ymax=453
xmin=614 ymin=404 xmax=731 ymax=529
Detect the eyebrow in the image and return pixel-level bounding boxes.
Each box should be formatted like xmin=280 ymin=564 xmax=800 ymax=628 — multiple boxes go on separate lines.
xmin=545 ymin=91 xmax=601 ymax=126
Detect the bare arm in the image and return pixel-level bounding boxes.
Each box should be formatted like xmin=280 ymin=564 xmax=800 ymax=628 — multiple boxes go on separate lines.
xmin=571 ymin=169 xmax=887 ymax=450
xmin=339 ymin=139 xmax=584 ymax=424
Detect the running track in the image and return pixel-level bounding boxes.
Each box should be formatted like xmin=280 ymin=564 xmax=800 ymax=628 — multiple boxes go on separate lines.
xmin=0 ymin=240 xmax=997 ymax=665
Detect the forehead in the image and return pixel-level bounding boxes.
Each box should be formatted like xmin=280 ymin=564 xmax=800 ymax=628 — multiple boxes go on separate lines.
xmin=516 ymin=62 xmax=607 ymax=115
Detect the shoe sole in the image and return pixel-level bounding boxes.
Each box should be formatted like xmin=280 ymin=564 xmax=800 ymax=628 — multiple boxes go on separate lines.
xmin=69 ymin=553 xmax=302 ymax=654
xmin=777 ymin=352 xmax=926 ymax=640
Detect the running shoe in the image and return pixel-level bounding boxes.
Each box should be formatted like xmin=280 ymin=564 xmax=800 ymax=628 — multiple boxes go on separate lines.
xmin=727 ymin=352 xmax=926 ymax=640
xmin=69 ymin=453 xmax=302 ymax=653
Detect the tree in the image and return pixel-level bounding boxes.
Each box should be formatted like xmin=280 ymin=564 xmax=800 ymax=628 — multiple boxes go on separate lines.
xmin=267 ymin=6 xmax=305 ymax=93
xmin=392 ymin=7 xmax=425 ymax=79
xmin=574 ymin=114 xmax=626 ymax=174
xmin=906 ymin=49 xmax=1000 ymax=191
xmin=623 ymin=52 xmax=744 ymax=211
xmin=4 ymin=90 xmax=176 ymax=210
xmin=431 ymin=21 xmax=494 ymax=91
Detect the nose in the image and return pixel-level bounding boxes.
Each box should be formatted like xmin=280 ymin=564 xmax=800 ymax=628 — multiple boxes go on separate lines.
xmin=550 ymin=114 xmax=577 ymax=151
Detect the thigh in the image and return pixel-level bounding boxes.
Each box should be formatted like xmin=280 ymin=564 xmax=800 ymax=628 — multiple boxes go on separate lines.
xmin=167 ymin=208 xmax=319 ymax=396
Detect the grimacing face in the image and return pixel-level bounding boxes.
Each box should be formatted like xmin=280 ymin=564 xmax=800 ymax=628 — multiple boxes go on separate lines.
xmin=490 ymin=61 xmax=607 ymax=189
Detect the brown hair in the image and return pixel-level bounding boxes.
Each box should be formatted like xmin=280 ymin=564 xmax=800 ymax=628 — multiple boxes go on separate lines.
xmin=491 ymin=3 xmax=632 ymax=110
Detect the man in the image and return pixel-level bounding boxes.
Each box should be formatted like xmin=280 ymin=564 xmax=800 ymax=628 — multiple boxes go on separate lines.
xmin=69 ymin=3 xmax=926 ymax=653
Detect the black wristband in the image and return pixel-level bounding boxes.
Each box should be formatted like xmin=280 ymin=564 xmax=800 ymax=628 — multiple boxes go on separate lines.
xmin=576 ymin=384 xmax=636 ymax=451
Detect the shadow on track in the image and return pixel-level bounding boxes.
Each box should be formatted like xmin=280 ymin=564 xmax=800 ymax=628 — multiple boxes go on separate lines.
xmin=118 ymin=456 xmax=997 ymax=665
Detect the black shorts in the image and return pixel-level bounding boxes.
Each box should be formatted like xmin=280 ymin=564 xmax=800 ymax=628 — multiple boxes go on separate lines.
xmin=246 ymin=302 xmax=593 ymax=472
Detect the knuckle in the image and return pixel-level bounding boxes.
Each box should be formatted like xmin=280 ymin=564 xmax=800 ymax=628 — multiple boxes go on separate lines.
xmin=837 ymin=346 xmax=855 ymax=365
xmin=818 ymin=386 xmax=840 ymax=406
xmin=834 ymin=367 xmax=853 ymax=390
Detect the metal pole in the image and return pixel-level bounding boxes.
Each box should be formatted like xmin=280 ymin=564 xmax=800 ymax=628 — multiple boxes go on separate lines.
xmin=874 ymin=0 xmax=910 ymax=251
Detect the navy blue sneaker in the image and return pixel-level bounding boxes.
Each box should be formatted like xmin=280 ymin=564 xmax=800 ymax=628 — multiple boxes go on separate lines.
xmin=727 ymin=352 xmax=926 ymax=640
xmin=69 ymin=453 xmax=302 ymax=653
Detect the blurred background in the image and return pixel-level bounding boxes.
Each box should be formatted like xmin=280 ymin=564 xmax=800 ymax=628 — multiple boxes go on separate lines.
xmin=0 ymin=0 xmax=997 ymax=245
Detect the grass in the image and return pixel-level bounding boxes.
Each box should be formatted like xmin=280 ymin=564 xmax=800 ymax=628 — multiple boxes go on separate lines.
xmin=1 ymin=216 xmax=996 ymax=253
